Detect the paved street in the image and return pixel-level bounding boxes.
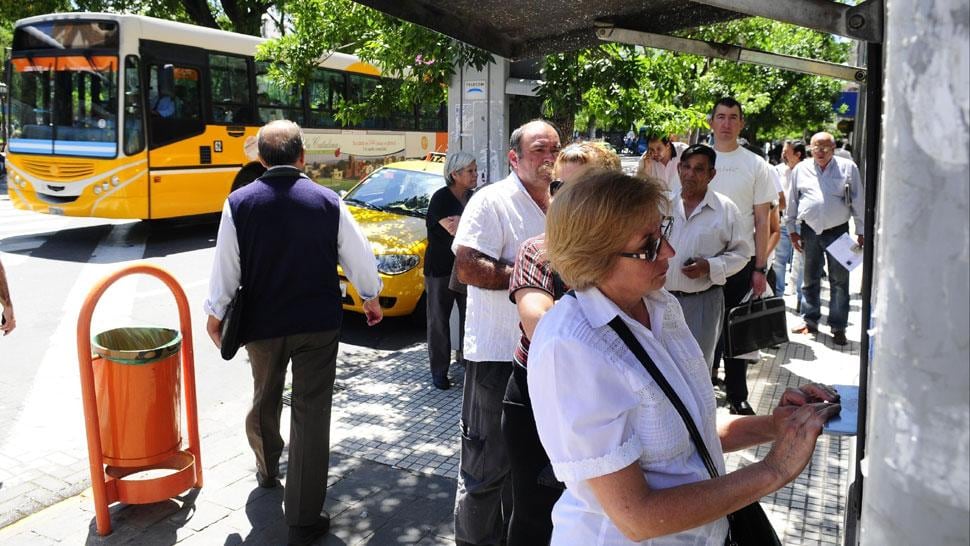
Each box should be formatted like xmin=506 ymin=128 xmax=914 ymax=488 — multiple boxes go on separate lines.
xmin=0 ymin=179 xmax=862 ymax=545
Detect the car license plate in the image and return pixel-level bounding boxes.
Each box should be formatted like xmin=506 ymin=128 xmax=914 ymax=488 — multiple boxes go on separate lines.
xmin=339 ymin=282 xmax=347 ymax=298
xmin=49 ymin=206 xmax=64 ymax=216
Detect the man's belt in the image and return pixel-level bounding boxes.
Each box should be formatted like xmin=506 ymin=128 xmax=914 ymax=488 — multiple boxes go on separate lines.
xmin=669 ymin=284 xmax=719 ymax=298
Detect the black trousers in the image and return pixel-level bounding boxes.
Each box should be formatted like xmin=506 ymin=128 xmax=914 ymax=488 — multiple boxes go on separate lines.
xmin=500 ymin=364 xmax=563 ymax=546
xmin=712 ymin=259 xmax=755 ymax=403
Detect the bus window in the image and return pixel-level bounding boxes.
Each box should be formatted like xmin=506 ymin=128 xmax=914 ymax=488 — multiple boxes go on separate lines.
xmin=308 ymin=67 xmax=344 ymax=129
xmin=148 ymin=63 xmax=204 ymax=148
xmin=209 ymin=53 xmax=252 ymax=124
xmin=347 ymin=73 xmax=383 ymax=129
xmin=418 ymin=103 xmax=446 ymax=131
xmin=123 ymin=56 xmax=144 ymax=155
xmin=255 ymin=62 xmax=303 ymax=124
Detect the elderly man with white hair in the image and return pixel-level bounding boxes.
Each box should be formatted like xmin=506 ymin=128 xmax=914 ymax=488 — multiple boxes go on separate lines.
xmin=786 ymin=131 xmax=865 ymax=346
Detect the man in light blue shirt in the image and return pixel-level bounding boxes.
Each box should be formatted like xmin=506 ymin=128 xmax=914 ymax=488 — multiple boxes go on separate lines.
xmin=786 ymin=131 xmax=865 ymax=345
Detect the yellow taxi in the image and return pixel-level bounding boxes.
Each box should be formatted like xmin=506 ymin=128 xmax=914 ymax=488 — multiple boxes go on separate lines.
xmin=337 ymin=155 xmax=446 ymax=317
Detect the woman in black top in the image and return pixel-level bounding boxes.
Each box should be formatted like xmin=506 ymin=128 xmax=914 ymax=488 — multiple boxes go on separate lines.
xmin=424 ymin=151 xmax=478 ymax=389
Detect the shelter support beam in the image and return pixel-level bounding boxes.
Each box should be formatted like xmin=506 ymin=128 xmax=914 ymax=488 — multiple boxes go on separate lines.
xmin=597 ymin=27 xmax=867 ymax=83
xmin=688 ymin=0 xmax=883 ymax=43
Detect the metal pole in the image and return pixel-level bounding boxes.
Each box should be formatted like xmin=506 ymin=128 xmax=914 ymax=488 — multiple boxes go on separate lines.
xmin=843 ymin=38 xmax=882 ymax=546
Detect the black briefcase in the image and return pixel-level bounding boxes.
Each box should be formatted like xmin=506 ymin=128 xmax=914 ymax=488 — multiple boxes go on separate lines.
xmin=724 ymin=296 xmax=788 ymax=358
xmin=220 ymin=286 xmax=244 ymax=360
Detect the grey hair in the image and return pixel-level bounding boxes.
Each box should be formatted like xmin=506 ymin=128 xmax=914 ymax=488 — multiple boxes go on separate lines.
xmin=257 ymin=119 xmax=305 ymax=166
xmin=444 ymin=151 xmax=477 ymax=186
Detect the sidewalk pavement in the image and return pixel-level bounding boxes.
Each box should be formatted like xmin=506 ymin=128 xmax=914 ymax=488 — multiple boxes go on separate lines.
xmin=0 ymin=280 xmax=861 ymax=545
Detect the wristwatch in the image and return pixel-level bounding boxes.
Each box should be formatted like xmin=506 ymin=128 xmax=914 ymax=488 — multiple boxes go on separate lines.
xmin=753 ymin=266 xmax=768 ymax=274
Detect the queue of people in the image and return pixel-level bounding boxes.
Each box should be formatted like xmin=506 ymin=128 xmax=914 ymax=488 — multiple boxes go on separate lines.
xmin=444 ymin=99 xmax=858 ymax=545
xmin=192 ymin=101 xmax=858 ymax=545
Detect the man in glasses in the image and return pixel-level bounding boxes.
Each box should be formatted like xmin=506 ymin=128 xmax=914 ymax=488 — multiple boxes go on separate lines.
xmin=665 ymin=144 xmax=751 ymax=370
xmin=786 ymin=131 xmax=865 ymax=346
xmin=706 ymin=97 xmax=778 ymax=415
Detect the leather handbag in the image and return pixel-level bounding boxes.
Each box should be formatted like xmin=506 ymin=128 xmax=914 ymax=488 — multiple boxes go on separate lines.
xmin=220 ymin=285 xmax=244 ymax=360
xmin=607 ymin=316 xmax=782 ymax=546
xmin=724 ymin=294 xmax=789 ymax=358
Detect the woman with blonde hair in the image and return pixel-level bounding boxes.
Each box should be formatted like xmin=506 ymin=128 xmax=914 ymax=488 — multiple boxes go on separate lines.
xmin=502 ymin=141 xmax=620 ymax=545
xmin=529 ymin=170 xmax=840 ymax=545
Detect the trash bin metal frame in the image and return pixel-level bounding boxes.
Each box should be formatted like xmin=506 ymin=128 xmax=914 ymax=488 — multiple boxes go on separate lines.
xmin=76 ymin=264 xmax=203 ymax=537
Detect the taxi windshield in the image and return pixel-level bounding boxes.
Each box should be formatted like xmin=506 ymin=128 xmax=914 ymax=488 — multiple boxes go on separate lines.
xmin=344 ymin=167 xmax=445 ymax=217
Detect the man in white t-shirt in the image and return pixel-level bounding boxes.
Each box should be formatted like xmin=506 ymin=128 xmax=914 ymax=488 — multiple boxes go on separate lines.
xmin=451 ymin=119 xmax=560 ymax=545
xmin=706 ymin=97 xmax=777 ymax=416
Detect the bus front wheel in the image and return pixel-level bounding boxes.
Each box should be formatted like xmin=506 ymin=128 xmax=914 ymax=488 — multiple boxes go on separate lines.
xmin=231 ymin=164 xmax=265 ymax=193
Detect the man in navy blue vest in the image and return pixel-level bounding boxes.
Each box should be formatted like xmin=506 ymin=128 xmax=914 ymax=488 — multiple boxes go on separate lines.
xmin=204 ymin=120 xmax=382 ymax=545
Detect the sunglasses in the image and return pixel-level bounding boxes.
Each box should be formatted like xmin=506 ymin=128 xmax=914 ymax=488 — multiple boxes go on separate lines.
xmin=619 ymin=216 xmax=673 ymax=262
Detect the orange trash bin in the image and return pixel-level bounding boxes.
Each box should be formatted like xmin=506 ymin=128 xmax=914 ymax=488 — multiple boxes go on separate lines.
xmin=92 ymin=327 xmax=183 ymax=467
xmin=77 ymin=264 xmax=203 ymax=536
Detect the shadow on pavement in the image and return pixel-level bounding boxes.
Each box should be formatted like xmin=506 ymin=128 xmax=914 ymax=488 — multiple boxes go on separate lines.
xmin=340 ymin=312 xmax=425 ymax=353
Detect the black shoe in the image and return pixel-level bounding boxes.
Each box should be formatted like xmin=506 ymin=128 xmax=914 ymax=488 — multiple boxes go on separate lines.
xmin=288 ymin=515 xmax=331 ymax=546
xmin=256 ymin=472 xmax=280 ymax=488
xmin=832 ymin=330 xmax=848 ymax=346
xmin=432 ymin=374 xmax=451 ymax=390
xmin=728 ymin=400 xmax=756 ymax=415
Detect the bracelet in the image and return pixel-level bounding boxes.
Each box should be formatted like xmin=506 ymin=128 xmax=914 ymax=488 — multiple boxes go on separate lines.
xmin=753 ymin=266 xmax=767 ymax=274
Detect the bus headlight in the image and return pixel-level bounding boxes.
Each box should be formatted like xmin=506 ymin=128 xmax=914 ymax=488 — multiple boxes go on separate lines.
xmin=111 ymin=176 xmax=120 ymax=186
xmin=375 ymin=254 xmax=419 ymax=275
xmin=102 ymin=182 xmax=110 ymax=191
xmin=94 ymin=186 xmax=102 ymax=194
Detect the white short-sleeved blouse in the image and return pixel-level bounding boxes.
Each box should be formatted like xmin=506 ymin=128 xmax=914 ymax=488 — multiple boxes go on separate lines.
xmin=528 ymin=287 xmax=730 ymax=546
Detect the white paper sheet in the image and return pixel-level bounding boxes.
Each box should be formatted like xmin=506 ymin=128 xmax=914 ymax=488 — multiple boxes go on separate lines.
xmin=826 ymin=233 xmax=863 ymax=271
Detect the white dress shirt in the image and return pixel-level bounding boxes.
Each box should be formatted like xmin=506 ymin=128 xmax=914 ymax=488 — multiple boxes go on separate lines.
xmin=529 ymin=287 xmax=729 ymax=546
xmin=666 ymin=189 xmax=752 ymax=293
xmin=204 ymin=198 xmax=382 ymax=319
xmin=785 ymin=155 xmax=865 ymax=236
xmin=452 ymin=172 xmax=546 ymax=362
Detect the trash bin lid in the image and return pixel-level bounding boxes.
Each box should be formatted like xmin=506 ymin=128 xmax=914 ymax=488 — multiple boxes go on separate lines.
xmin=92 ymin=327 xmax=182 ymax=365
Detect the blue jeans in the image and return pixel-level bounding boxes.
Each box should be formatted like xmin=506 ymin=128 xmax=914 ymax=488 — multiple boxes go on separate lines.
xmin=800 ymin=223 xmax=851 ymax=331
xmin=773 ymin=223 xmax=793 ymax=295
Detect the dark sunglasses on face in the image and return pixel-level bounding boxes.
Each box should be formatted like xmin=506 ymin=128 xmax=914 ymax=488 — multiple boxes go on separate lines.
xmin=619 ymin=216 xmax=673 ymax=262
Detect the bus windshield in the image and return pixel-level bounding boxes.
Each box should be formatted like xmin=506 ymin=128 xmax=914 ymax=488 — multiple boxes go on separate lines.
xmin=8 ymin=55 xmax=118 ymax=158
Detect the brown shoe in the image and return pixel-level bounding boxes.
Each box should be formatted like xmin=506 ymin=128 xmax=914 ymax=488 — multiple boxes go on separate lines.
xmin=791 ymin=323 xmax=818 ymax=334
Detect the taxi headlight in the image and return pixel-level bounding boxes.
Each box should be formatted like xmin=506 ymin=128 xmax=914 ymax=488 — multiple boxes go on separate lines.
xmin=376 ymin=254 xmax=419 ymax=275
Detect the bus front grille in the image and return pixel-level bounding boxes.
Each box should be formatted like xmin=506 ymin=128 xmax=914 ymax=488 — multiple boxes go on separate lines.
xmin=21 ymin=159 xmax=96 ymax=179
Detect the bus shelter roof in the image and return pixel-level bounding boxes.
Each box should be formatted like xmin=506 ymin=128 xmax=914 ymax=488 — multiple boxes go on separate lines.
xmin=351 ymin=0 xmax=745 ymax=60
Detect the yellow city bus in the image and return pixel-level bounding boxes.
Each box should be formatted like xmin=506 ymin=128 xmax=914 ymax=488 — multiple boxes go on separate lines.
xmin=4 ymin=12 xmax=448 ymax=219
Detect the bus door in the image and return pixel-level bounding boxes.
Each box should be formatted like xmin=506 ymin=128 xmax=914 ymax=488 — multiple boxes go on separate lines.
xmin=140 ymin=40 xmax=221 ymax=218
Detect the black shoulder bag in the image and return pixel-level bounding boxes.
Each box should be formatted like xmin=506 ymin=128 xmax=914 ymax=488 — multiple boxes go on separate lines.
xmin=607 ymin=316 xmax=782 ymax=546
xmin=220 ymin=285 xmax=244 ymax=360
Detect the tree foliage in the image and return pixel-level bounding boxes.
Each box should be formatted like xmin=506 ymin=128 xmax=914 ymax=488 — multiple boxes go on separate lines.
xmin=256 ymin=0 xmax=491 ymax=127
xmin=538 ymin=17 xmax=851 ymax=144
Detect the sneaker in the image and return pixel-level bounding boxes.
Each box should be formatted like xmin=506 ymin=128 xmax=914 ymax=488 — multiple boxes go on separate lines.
xmin=288 ymin=514 xmax=331 ymax=546
xmin=728 ymin=400 xmax=756 ymax=415
xmin=832 ymin=330 xmax=848 ymax=346
xmin=791 ymin=323 xmax=818 ymax=334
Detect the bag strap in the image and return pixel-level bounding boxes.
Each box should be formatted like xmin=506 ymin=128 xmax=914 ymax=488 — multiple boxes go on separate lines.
xmin=606 ymin=316 xmax=721 ymax=479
